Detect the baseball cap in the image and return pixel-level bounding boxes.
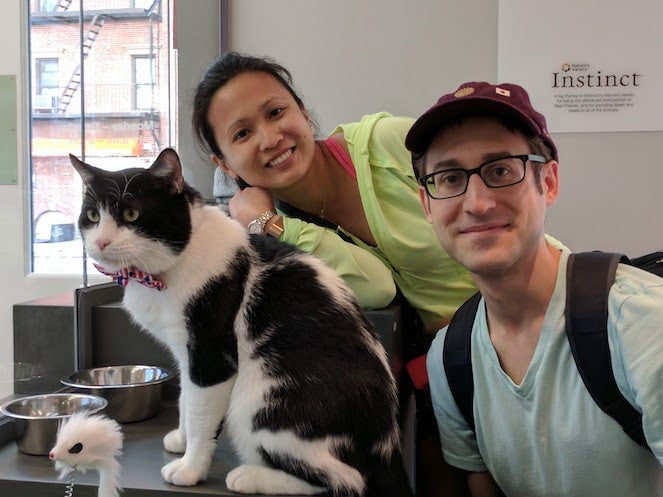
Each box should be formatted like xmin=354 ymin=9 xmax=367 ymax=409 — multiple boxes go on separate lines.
xmin=405 ymin=82 xmax=558 ymax=161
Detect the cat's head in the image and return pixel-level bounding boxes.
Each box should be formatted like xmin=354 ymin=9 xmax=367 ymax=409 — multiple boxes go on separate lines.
xmin=70 ymin=148 xmax=202 ymax=275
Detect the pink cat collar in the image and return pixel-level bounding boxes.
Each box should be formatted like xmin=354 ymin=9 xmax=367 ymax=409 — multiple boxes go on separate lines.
xmin=93 ymin=263 xmax=167 ymax=291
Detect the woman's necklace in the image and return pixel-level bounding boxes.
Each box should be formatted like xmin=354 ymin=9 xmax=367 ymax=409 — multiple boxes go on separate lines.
xmin=318 ymin=148 xmax=329 ymax=219
xmin=319 ymin=196 xmax=327 ymax=219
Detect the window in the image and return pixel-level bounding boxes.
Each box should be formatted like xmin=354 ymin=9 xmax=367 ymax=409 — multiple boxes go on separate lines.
xmin=2 ymin=0 xmax=220 ymax=405
xmin=133 ymin=55 xmax=155 ymax=110
xmin=28 ymin=0 xmax=177 ymax=274
xmin=133 ymin=0 xmax=156 ymax=8
xmin=38 ymin=0 xmax=59 ymax=12
xmin=34 ymin=58 xmax=59 ymax=111
xmin=35 ymin=58 xmax=58 ymax=94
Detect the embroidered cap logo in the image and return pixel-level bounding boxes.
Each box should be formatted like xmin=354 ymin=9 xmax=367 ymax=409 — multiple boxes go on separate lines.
xmin=454 ymin=87 xmax=475 ymax=98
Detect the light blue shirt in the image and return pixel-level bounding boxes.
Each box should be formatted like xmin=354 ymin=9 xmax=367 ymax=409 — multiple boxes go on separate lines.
xmin=427 ymin=249 xmax=663 ymax=497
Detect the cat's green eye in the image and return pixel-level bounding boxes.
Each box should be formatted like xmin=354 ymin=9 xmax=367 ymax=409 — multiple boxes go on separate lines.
xmin=123 ymin=208 xmax=140 ymax=223
xmin=86 ymin=209 xmax=100 ymax=223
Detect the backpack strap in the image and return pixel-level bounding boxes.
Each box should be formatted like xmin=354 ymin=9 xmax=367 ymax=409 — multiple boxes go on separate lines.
xmin=443 ymin=292 xmax=482 ymax=432
xmin=629 ymin=250 xmax=663 ymax=277
xmin=565 ymin=251 xmax=648 ymax=448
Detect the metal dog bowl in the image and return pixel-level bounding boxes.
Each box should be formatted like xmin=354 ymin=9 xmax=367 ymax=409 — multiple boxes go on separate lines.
xmin=61 ymin=365 xmax=171 ymax=423
xmin=0 ymin=393 xmax=107 ymax=455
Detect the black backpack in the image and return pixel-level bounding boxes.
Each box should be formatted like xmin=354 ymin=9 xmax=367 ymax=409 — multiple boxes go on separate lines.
xmin=443 ymin=250 xmax=663 ymax=449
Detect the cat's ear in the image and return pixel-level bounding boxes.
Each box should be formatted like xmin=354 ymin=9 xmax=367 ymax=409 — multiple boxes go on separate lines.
xmin=150 ymin=148 xmax=185 ymax=194
xmin=69 ymin=154 xmax=97 ymax=188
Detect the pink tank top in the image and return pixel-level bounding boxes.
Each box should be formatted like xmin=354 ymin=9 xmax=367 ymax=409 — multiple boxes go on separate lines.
xmin=322 ymin=138 xmax=357 ymax=181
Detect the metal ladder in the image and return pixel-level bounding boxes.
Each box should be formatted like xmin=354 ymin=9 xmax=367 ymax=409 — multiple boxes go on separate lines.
xmin=58 ymin=14 xmax=106 ymax=113
xmin=56 ymin=0 xmax=74 ymax=11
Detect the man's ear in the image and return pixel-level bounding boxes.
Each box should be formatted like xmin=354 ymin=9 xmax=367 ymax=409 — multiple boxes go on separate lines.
xmin=210 ymin=154 xmax=238 ymax=180
xmin=543 ymin=160 xmax=560 ymax=207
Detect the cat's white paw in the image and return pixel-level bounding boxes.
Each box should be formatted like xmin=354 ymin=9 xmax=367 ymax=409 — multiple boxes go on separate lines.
xmin=163 ymin=428 xmax=186 ymax=453
xmin=161 ymin=458 xmax=206 ymax=486
xmin=226 ymin=465 xmax=262 ymax=494
xmin=226 ymin=464 xmax=323 ymax=495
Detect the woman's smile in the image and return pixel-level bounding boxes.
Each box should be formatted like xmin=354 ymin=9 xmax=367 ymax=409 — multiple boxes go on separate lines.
xmin=266 ymin=148 xmax=294 ymax=168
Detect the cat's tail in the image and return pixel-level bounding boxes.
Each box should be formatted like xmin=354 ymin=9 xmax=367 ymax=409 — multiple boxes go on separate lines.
xmin=364 ymin=451 xmax=414 ymax=497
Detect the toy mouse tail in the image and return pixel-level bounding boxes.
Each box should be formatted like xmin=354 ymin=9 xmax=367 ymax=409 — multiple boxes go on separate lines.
xmin=98 ymin=459 xmax=122 ymax=497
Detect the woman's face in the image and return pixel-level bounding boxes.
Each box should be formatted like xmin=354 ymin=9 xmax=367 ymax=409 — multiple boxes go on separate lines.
xmin=208 ymin=71 xmax=316 ymax=190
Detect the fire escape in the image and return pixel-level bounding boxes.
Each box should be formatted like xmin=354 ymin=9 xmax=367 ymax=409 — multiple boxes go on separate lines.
xmin=44 ymin=0 xmax=164 ymax=152
xmin=56 ymin=0 xmax=74 ymax=11
xmin=57 ymin=14 xmax=105 ymax=114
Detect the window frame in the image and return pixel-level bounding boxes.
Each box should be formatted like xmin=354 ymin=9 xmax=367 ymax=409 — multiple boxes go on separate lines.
xmin=0 ymin=0 xmax=225 ymax=411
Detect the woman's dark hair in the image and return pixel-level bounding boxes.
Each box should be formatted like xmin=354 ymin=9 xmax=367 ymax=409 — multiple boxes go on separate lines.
xmin=192 ymin=52 xmax=313 ymax=158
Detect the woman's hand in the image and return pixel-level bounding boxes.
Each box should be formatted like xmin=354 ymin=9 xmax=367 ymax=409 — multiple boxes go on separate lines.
xmin=228 ymin=186 xmax=275 ymax=228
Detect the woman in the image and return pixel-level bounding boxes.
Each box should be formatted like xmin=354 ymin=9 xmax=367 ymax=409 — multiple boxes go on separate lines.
xmin=191 ymin=53 xmax=477 ymax=497
xmin=192 ymin=52 xmax=477 ymax=335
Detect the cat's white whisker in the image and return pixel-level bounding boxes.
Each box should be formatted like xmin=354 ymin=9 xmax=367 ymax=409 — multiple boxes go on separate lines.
xmin=86 ymin=186 xmax=99 ymax=203
xmin=124 ymin=171 xmax=144 ymax=194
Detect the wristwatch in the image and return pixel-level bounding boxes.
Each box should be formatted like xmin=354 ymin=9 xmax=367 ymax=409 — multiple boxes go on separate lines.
xmin=265 ymin=215 xmax=284 ymax=239
xmin=247 ymin=209 xmax=277 ymax=235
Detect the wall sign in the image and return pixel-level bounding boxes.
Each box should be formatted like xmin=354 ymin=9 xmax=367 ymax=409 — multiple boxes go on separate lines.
xmin=498 ymin=1 xmax=662 ymax=132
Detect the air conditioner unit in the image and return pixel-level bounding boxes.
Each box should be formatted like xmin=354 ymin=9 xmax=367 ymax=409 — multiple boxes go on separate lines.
xmin=33 ymin=94 xmax=59 ymax=112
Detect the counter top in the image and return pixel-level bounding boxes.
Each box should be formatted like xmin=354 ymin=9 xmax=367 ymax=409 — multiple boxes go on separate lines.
xmin=7 ymin=292 xmax=410 ymax=495
xmin=0 ymin=403 xmax=298 ymax=497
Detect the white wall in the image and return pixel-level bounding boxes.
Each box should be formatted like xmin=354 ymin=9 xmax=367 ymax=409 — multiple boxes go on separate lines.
xmin=226 ymin=0 xmax=662 ymax=255
xmin=227 ymin=0 xmax=498 ymax=136
xmin=2 ymin=0 xmax=661 ymax=396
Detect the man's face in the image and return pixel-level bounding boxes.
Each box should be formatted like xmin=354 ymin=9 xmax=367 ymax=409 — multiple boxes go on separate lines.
xmin=418 ymin=116 xmax=559 ymax=278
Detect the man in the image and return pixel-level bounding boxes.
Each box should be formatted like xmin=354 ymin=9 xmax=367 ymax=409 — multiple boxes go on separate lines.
xmin=404 ymin=82 xmax=663 ymax=496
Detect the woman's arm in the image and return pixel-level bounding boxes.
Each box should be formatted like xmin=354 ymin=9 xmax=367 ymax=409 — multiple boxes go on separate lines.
xmin=226 ymin=184 xmax=396 ymax=309
xmin=281 ymin=215 xmax=397 ymax=309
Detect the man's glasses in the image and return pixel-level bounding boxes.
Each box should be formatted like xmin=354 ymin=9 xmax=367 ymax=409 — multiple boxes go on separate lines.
xmin=418 ymin=154 xmax=547 ymax=200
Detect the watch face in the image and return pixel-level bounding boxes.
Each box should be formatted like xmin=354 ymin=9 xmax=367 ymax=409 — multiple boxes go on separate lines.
xmin=247 ymin=221 xmax=262 ymax=235
xmin=247 ymin=209 xmax=275 ymax=235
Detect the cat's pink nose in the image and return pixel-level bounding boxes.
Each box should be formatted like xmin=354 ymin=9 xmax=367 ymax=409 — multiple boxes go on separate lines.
xmin=48 ymin=451 xmax=54 ymax=460
xmin=96 ymin=239 xmax=111 ymax=251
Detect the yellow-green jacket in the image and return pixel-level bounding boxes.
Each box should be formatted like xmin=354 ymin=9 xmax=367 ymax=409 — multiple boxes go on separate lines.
xmin=281 ymin=112 xmax=477 ymax=331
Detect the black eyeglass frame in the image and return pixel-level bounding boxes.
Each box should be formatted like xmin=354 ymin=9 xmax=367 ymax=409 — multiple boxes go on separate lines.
xmin=418 ymin=154 xmax=547 ymax=200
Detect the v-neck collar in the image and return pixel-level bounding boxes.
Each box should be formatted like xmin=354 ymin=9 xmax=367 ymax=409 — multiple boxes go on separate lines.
xmin=476 ymin=250 xmax=570 ymax=396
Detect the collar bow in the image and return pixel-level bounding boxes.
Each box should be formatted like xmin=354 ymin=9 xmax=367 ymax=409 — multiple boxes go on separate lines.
xmin=93 ymin=263 xmax=167 ymax=291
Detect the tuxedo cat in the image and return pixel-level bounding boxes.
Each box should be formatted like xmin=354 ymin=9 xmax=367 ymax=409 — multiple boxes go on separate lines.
xmin=70 ymin=148 xmax=412 ymax=497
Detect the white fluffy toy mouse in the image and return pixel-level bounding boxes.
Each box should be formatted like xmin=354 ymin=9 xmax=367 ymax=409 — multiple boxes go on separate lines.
xmin=49 ymin=411 xmax=124 ymax=497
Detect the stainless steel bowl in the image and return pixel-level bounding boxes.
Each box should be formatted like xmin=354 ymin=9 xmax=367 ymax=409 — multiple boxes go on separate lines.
xmin=60 ymin=365 xmax=171 ymax=423
xmin=0 ymin=393 xmax=107 ymax=455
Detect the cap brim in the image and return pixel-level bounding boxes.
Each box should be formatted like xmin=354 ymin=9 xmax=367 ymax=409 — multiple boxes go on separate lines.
xmin=406 ymin=97 xmax=543 ymax=155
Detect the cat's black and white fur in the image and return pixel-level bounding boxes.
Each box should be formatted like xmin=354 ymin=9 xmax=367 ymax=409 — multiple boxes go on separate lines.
xmin=70 ymin=148 xmax=413 ymax=497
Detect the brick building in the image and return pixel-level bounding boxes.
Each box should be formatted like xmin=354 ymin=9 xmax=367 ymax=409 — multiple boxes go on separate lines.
xmin=29 ymin=0 xmax=175 ymax=242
